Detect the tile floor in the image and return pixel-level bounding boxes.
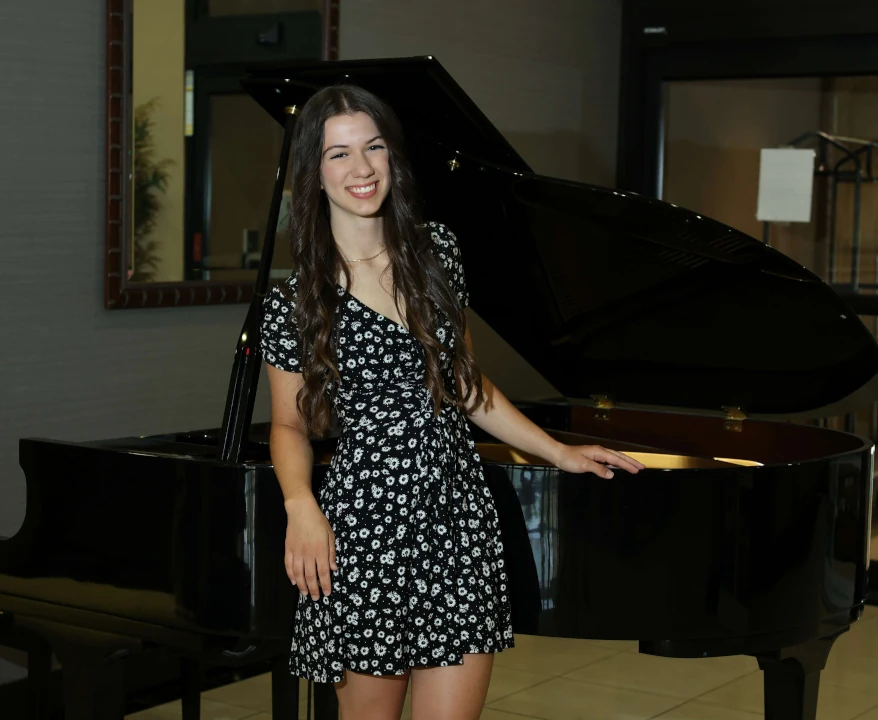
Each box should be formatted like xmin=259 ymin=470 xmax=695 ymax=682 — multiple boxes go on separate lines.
xmin=128 ymin=605 xmax=878 ymax=719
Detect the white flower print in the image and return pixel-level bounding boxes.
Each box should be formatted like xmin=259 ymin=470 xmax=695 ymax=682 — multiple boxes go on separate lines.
xmin=259 ymin=222 xmax=513 ymax=683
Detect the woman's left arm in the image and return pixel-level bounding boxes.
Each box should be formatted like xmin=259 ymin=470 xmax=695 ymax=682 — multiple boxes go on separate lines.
xmin=458 ymin=326 xmax=644 ymax=478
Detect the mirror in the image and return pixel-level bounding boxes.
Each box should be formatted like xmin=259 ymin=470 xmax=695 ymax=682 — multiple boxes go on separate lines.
xmin=105 ymin=0 xmax=339 ymax=308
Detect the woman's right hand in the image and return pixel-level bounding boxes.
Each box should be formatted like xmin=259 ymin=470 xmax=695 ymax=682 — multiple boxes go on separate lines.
xmin=284 ymin=494 xmax=338 ymax=600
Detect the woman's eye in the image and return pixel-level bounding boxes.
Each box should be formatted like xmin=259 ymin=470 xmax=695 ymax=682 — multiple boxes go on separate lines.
xmin=329 ymin=145 xmax=383 ymax=160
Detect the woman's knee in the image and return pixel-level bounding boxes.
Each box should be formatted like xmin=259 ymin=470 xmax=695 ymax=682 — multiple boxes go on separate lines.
xmin=334 ymin=667 xmax=410 ymax=720
xmin=410 ymin=654 xmax=494 ymax=720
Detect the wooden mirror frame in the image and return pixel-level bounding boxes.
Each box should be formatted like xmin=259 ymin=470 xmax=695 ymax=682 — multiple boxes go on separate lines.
xmin=104 ymin=0 xmax=339 ymax=309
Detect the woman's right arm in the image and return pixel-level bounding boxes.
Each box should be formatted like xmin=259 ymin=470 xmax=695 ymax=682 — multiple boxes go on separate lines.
xmin=266 ymin=363 xmax=338 ymax=601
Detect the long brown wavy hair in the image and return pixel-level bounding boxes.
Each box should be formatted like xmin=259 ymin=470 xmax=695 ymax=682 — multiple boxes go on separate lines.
xmin=284 ymin=84 xmax=485 ymax=438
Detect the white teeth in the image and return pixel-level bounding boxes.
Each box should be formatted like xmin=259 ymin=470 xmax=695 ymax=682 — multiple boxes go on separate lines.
xmin=348 ymin=182 xmax=376 ymax=194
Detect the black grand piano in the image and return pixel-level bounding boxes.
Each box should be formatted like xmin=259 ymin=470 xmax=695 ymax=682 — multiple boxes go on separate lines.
xmin=1 ymin=57 xmax=876 ymax=720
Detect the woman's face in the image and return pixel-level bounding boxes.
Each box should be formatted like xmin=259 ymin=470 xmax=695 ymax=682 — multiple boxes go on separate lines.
xmin=320 ymin=111 xmax=391 ymax=221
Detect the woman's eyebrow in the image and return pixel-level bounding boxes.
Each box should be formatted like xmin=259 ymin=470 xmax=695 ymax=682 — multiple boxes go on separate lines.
xmin=323 ymin=135 xmax=384 ymax=155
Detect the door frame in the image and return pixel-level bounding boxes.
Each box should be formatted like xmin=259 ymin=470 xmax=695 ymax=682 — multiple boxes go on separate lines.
xmin=617 ymin=0 xmax=878 ymax=196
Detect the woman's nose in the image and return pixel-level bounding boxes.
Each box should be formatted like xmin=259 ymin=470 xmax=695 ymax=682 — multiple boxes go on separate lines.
xmin=352 ymin=152 xmax=375 ymax=177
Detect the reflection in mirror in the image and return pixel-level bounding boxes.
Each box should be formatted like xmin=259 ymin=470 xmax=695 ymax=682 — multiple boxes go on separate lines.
xmin=107 ymin=0 xmax=336 ymax=307
xmin=130 ymin=0 xmax=186 ymax=282
xmin=203 ymin=93 xmax=292 ymax=282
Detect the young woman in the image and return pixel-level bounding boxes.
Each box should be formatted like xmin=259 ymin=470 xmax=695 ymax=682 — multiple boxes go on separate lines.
xmin=260 ymin=84 xmax=644 ymax=720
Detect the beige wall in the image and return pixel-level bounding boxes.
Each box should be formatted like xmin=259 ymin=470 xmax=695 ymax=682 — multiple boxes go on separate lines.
xmin=132 ymin=0 xmax=186 ymax=282
xmin=663 ymin=78 xmax=824 ymax=274
xmin=340 ymin=0 xmax=622 ymax=400
xmin=663 ymin=76 xmax=878 ymax=290
xmin=209 ymin=94 xmax=278 ymax=277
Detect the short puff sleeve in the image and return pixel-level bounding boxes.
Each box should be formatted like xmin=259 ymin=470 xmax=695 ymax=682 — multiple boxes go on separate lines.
xmin=260 ymin=274 xmax=302 ymax=373
xmin=428 ymin=221 xmax=470 ymax=309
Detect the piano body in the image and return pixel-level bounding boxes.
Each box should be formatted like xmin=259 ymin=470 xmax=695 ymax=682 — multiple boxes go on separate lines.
xmin=1 ymin=57 xmax=876 ymax=720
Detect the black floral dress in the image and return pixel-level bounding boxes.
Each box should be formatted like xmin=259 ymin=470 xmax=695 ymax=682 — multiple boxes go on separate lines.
xmin=260 ymin=221 xmax=514 ymax=683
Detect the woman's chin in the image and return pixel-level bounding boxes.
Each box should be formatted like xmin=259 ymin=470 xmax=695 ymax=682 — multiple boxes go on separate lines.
xmin=336 ymin=198 xmax=389 ymax=219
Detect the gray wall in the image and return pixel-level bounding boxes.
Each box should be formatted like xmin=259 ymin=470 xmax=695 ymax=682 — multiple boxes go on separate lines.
xmin=0 ymin=2 xmax=267 ymax=542
xmin=341 ymin=0 xmax=621 ymax=187
xmin=0 ymin=0 xmax=621 ymax=683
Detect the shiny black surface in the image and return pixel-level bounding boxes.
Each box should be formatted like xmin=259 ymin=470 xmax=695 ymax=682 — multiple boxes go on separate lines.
xmin=491 ymin=417 xmax=873 ymax=654
xmin=3 ymin=431 xmax=295 ymax=640
xmin=243 ymin=56 xmax=878 ymax=417
xmin=1 ymin=407 xmax=871 ymax=662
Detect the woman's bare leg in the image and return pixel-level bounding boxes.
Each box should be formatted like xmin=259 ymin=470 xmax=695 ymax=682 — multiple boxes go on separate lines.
xmin=410 ymin=653 xmax=494 ymax=720
xmin=334 ymin=668 xmax=410 ymax=720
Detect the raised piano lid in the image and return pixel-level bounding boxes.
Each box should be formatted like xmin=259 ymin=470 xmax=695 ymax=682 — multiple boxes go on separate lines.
xmin=242 ymin=56 xmax=878 ymax=421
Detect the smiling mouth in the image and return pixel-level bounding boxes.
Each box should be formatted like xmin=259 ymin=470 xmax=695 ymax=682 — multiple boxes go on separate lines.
xmin=347 ymin=181 xmax=378 ymax=198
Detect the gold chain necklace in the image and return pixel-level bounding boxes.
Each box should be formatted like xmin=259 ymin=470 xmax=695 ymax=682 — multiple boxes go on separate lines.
xmin=338 ymin=246 xmax=387 ymax=263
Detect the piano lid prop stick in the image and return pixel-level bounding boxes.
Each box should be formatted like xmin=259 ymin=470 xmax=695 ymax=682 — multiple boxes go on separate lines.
xmin=218 ymin=105 xmax=299 ymax=465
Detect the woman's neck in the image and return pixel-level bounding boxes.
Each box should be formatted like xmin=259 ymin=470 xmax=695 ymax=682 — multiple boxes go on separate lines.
xmin=330 ymin=214 xmax=385 ymax=260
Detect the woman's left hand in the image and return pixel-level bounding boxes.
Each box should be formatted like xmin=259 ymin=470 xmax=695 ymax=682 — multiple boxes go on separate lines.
xmin=552 ymin=443 xmax=646 ymax=478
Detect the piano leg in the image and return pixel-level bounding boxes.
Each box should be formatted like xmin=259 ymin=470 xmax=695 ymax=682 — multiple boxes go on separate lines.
xmin=26 ymin=635 xmax=54 ymax=720
xmin=755 ymin=633 xmax=842 ymax=720
xmin=180 ymin=658 xmax=201 ymax=720
xmin=271 ymin=655 xmax=300 ymax=717
xmin=313 ymin=681 xmax=339 ymax=720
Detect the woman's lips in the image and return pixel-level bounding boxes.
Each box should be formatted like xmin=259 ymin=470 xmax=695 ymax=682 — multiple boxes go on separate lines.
xmin=346 ymin=181 xmax=378 ymax=199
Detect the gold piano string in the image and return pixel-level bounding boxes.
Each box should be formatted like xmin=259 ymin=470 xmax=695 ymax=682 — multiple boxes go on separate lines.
xmin=474 ymin=444 xmax=760 ymax=470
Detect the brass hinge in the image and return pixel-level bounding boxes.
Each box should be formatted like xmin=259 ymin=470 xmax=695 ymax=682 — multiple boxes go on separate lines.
xmin=591 ymin=394 xmax=614 ymax=421
xmin=723 ymin=406 xmax=746 ymax=432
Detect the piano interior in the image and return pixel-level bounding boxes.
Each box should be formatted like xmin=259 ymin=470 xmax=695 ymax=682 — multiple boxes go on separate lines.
xmin=301 ymin=424 xmax=764 ymax=470
xmin=476 ymin=443 xmax=761 ymax=469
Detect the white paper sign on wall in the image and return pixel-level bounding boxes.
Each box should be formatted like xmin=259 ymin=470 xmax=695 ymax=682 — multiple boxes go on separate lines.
xmin=756 ymin=148 xmax=816 ymax=223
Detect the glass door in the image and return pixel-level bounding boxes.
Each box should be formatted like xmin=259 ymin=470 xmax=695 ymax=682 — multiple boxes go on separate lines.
xmin=660 ymin=75 xmax=878 ymax=441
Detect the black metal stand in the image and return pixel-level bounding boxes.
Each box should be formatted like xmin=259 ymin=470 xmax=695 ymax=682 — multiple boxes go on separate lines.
xmin=761 ymin=131 xmax=878 ymax=441
xmin=217 ymin=104 xmax=299 ymax=465
xmin=762 ymin=131 xmax=878 ymax=296
xmin=754 ymin=633 xmax=842 ymax=720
